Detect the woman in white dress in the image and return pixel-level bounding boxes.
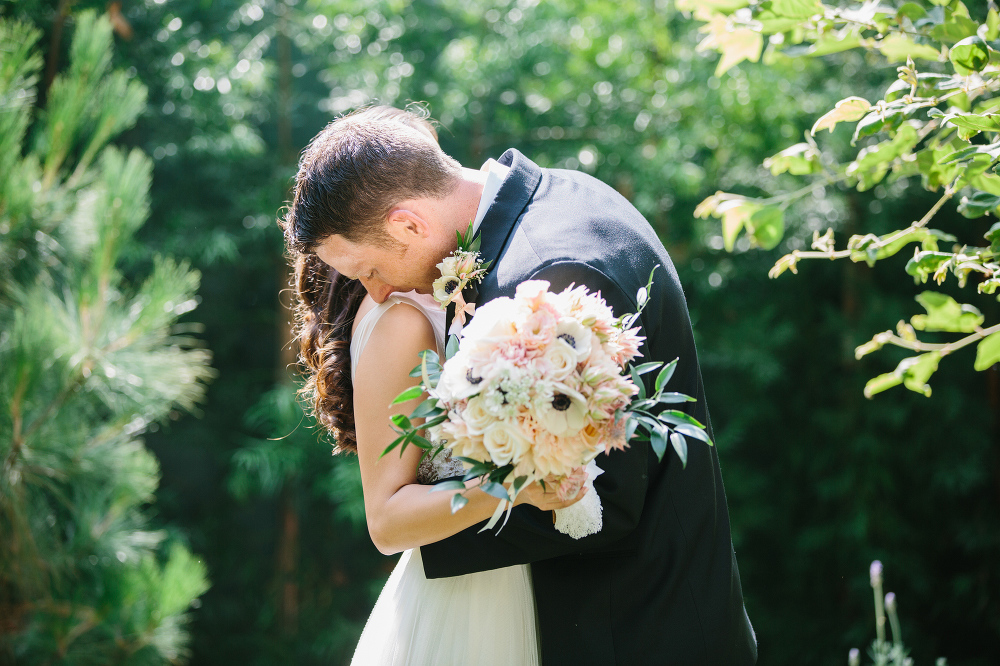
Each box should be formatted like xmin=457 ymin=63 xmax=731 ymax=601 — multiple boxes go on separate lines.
xmin=290 ymin=259 xmax=585 ymax=666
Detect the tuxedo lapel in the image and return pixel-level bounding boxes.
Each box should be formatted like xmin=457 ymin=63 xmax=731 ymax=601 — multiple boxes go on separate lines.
xmin=475 ymin=149 xmax=543 ymax=275
xmin=445 ymin=149 xmax=542 ymax=334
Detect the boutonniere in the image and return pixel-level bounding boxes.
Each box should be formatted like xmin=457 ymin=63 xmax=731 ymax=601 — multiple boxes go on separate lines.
xmin=433 ymin=220 xmax=491 ymax=334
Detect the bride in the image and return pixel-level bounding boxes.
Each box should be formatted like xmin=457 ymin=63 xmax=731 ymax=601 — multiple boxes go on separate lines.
xmin=290 ymin=258 xmax=585 ymax=664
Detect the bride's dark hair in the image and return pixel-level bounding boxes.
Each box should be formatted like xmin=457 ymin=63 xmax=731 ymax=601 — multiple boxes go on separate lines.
xmin=287 ymin=104 xmax=441 ymax=454
xmin=292 ymin=253 xmax=368 ymax=453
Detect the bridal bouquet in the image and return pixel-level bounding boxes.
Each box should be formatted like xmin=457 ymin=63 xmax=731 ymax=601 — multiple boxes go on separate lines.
xmin=386 ymin=270 xmax=712 ymax=538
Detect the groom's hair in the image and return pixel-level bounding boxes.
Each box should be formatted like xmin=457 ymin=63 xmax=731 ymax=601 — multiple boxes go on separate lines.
xmin=281 ymin=105 xmax=462 ymax=252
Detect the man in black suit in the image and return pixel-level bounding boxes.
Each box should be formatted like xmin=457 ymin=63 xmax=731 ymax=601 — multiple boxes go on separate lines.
xmin=284 ymin=106 xmax=756 ymax=665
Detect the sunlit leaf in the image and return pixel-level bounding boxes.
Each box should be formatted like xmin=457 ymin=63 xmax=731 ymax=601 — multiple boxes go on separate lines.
xmin=975 ymin=332 xmax=1000 ymax=371
xmin=811 ymin=96 xmax=871 ymax=135
xmin=911 ymin=291 xmax=984 ymax=333
xmin=949 ymin=36 xmax=990 ymax=74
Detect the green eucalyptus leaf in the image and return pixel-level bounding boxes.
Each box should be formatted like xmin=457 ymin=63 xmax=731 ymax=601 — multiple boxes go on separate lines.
xmin=633 ymin=361 xmax=662 ymax=375
xmin=670 ymin=431 xmax=688 ymax=468
xmin=392 ymin=385 xmax=425 ymax=405
xmin=654 ymin=359 xmax=678 ymax=393
xmin=650 ymin=426 xmax=668 ymax=461
xmin=450 ymin=492 xmax=469 ymax=513
xmin=431 ymin=479 xmax=467 ymax=492
xmin=974 ymin=332 xmax=1000 ymax=370
xmin=480 ymin=480 xmax=510 ymax=502
xmin=674 ymin=423 xmax=712 ymax=444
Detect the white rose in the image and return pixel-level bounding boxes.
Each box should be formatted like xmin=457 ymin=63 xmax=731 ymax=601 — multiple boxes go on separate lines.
xmin=462 ymin=396 xmax=494 ymax=434
xmin=481 ymin=420 xmax=531 ymax=467
xmin=542 ymin=340 xmax=578 ymax=381
xmin=437 ymin=256 xmax=460 ymax=277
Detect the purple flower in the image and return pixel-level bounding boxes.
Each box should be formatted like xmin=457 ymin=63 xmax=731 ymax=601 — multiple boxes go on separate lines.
xmin=848 ymin=648 xmax=860 ymax=666
xmin=885 ymin=591 xmax=896 ymax=613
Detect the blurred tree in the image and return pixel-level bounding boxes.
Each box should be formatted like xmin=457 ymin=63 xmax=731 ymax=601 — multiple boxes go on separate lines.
xmin=0 ymin=10 xmax=212 ymax=665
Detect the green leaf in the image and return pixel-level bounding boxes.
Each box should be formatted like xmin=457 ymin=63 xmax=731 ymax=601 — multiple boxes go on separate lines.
xmin=974 ymin=332 xmax=1000 ymax=370
xmin=811 ymin=97 xmax=871 ymax=135
xmin=450 ymin=492 xmax=469 ymax=513
xmin=847 ymin=124 xmax=920 ymax=191
xmin=446 ymin=333 xmax=460 ymax=359
xmin=864 ymin=352 xmax=941 ymax=398
xmin=930 ymin=15 xmax=980 ymax=44
xmin=987 ymin=9 xmax=1000 ymax=41
xmin=380 ymin=434 xmax=407 ymax=459
xmin=431 ymin=479 xmax=467 ymax=492
xmin=747 ymin=206 xmax=785 ymax=250
xmin=901 ymin=352 xmax=941 ymax=397
xmin=876 ymin=34 xmax=941 ymax=62
xmin=631 ymin=365 xmax=647 ymax=400
xmin=674 ymin=423 xmax=712 ymax=445
xmin=958 ymin=192 xmax=1000 ymax=218
xmin=938 ymin=112 xmax=1000 ymax=133
xmin=985 ymin=221 xmax=1000 ymax=251
xmin=766 ymin=0 xmax=823 ymax=18
xmin=911 ymin=292 xmax=985 ymax=333
xmin=390 ymin=413 xmax=413 ymax=431
xmin=764 ymin=143 xmax=820 ymax=175
xmin=480 ymin=480 xmax=510 ymax=502
xmin=717 ymin=199 xmax=760 ymax=252
xmin=905 ymin=251 xmax=952 ymax=283
xmin=950 ymin=35 xmax=990 ymax=74
xmin=864 ymin=371 xmax=903 ymax=398
xmin=657 ymin=410 xmax=705 ymax=429
xmin=670 ymin=432 xmax=688 ymax=469
xmin=392 ymin=385 xmax=425 ymax=405
xmin=408 ymin=399 xmax=440 ymax=420
xmin=654 ymin=358 xmax=678 ymax=393
xmin=659 ymin=392 xmax=696 ymax=404
xmin=650 ymin=426 xmax=668 ymax=461
xmin=633 ymin=361 xmax=662 ymax=375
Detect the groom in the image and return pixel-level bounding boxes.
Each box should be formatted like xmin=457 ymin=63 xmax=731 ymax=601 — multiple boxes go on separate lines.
xmin=283 ymin=106 xmax=757 ymax=665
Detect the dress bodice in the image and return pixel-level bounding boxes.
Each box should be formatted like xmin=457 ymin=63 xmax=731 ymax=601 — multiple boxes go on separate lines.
xmin=350 ymin=292 xmax=465 ymax=484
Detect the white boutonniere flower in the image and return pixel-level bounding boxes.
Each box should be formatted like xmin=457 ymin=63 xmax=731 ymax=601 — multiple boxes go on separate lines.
xmin=433 ymin=220 xmax=491 ymax=333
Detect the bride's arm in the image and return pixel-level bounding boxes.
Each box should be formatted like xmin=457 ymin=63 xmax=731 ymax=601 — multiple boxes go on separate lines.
xmin=353 ymin=301 xmax=579 ymax=556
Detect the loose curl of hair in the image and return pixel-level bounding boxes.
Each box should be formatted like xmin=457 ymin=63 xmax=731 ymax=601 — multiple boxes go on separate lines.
xmin=285 ymin=105 xmax=446 ymax=454
xmin=293 ymin=253 xmax=368 ymax=454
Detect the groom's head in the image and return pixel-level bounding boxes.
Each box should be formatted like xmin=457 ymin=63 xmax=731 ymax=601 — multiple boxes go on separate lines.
xmin=282 ymin=105 xmax=465 ymax=302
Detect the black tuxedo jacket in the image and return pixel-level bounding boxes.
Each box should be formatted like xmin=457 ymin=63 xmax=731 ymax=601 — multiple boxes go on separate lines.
xmin=422 ymin=149 xmax=757 ymax=665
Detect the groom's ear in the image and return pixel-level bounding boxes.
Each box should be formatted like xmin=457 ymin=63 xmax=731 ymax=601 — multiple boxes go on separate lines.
xmin=385 ymin=207 xmax=430 ymax=244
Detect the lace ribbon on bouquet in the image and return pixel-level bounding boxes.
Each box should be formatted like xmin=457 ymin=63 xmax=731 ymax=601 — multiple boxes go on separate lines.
xmin=553 ymin=460 xmax=604 ymax=540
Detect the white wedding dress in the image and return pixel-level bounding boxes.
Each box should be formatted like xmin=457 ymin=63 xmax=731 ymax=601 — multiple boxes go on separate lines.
xmin=349 ymin=292 xmax=541 ymax=666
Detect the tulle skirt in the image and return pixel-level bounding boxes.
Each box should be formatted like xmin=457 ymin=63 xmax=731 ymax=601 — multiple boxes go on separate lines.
xmin=350 ymin=548 xmax=540 ymax=666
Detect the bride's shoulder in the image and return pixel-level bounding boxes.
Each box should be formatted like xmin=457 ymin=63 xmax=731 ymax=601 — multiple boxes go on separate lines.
xmin=364 ymin=297 xmax=436 ymax=347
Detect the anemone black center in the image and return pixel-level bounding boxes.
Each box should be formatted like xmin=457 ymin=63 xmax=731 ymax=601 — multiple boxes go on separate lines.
xmin=558 ymin=333 xmax=576 ymax=347
xmin=552 ymin=393 xmax=572 ymax=411
xmin=465 ymin=369 xmax=483 ymax=385
xmin=444 ymin=280 xmax=459 ymax=295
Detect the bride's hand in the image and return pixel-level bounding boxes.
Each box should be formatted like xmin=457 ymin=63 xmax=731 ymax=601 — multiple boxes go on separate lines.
xmin=513 ymin=480 xmax=588 ymax=511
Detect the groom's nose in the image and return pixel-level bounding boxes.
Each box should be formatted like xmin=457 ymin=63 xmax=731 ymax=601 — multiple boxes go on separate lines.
xmin=361 ymin=275 xmax=394 ymax=304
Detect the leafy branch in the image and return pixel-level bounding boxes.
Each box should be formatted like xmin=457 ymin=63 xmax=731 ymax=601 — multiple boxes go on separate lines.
xmin=689 ymin=0 xmax=1000 ymax=398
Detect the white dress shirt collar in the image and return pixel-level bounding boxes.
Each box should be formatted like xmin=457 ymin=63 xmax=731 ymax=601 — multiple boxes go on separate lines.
xmin=471 ymin=159 xmax=511 ymax=235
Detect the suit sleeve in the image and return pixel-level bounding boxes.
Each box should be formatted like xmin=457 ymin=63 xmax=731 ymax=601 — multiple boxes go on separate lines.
xmin=421 ymin=261 xmax=660 ymax=578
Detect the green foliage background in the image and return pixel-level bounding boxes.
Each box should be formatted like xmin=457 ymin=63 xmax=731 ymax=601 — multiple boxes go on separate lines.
xmin=2 ymin=0 xmax=997 ymax=664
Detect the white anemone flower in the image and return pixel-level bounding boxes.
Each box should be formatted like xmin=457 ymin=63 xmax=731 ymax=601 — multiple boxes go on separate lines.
xmin=534 ymin=383 xmax=589 ymax=437
xmin=554 ymin=318 xmax=593 ymax=361
xmin=432 ymin=274 xmax=462 ymax=305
